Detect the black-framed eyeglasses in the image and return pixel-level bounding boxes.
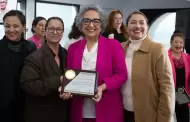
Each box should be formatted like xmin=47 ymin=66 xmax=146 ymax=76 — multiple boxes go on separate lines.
xmin=82 ymin=18 xmax=101 ymax=26
xmin=47 ymin=27 xmax=63 ymax=34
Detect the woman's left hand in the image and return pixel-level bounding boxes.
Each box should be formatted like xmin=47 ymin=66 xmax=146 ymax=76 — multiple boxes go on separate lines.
xmin=92 ymin=87 xmax=103 ymax=102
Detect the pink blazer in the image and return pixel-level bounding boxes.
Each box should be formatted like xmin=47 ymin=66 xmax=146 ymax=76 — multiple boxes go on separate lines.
xmin=28 ymin=35 xmax=41 ymax=48
xmin=168 ymin=49 xmax=190 ymax=95
xmin=67 ymin=35 xmax=127 ymax=122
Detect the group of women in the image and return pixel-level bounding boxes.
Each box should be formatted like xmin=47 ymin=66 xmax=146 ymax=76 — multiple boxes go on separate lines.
xmin=0 ymin=4 xmax=189 ymax=122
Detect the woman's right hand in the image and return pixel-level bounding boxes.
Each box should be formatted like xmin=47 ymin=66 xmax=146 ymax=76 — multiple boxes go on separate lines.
xmin=58 ymin=86 xmax=73 ymax=100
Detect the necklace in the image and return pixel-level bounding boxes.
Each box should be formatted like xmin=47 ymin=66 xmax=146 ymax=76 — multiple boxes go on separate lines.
xmin=172 ymin=56 xmax=184 ymax=68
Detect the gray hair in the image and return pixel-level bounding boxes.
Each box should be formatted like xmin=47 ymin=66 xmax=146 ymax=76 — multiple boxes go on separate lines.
xmin=76 ymin=5 xmax=106 ymax=33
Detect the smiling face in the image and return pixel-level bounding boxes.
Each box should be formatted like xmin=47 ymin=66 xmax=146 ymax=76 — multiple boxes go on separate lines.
xmin=81 ymin=10 xmax=101 ymax=39
xmin=171 ymin=36 xmax=184 ymax=53
xmin=4 ymin=16 xmax=25 ymax=41
xmin=45 ymin=19 xmax=64 ymax=44
xmin=127 ymin=13 xmax=148 ymax=40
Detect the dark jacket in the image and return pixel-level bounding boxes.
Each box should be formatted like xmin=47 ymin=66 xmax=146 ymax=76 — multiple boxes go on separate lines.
xmin=0 ymin=36 xmax=36 ymax=122
xmin=20 ymin=43 xmax=70 ymax=122
xmin=103 ymin=29 xmax=127 ymax=43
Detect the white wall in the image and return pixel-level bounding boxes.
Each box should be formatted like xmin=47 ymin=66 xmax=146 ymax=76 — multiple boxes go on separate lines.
xmin=39 ymin=0 xmax=123 ymax=9
xmin=26 ymin=0 xmax=124 ymax=38
xmin=120 ymin=0 xmax=190 ymax=51
xmin=26 ymin=0 xmax=190 ymax=38
xmin=26 ymin=0 xmax=35 ymax=38
xmin=35 ymin=0 xmax=190 ymax=20
xmin=121 ymin=0 xmax=190 ymax=17
xmin=127 ymin=0 xmax=190 ymax=9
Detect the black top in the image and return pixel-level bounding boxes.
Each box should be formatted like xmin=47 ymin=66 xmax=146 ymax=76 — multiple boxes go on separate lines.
xmin=0 ymin=36 xmax=36 ymax=122
xmin=175 ymin=66 xmax=185 ymax=88
xmin=103 ymin=30 xmax=126 ymax=43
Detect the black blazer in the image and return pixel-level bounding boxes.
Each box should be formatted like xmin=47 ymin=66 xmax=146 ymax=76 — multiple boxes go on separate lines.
xmin=0 ymin=36 xmax=36 ymax=122
xmin=20 ymin=43 xmax=70 ymax=122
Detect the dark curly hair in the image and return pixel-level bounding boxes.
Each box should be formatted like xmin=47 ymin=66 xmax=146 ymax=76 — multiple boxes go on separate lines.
xmin=68 ymin=17 xmax=83 ymax=39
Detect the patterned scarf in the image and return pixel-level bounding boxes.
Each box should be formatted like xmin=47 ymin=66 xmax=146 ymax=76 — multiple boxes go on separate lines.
xmin=2 ymin=36 xmax=25 ymax=52
xmin=172 ymin=56 xmax=184 ymax=68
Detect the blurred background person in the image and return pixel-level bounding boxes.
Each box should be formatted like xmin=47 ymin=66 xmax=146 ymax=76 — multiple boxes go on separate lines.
xmin=0 ymin=0 xmax=9 ymax=22
xmin=28 ymin=16 xmax=46 ymax=48
xmin=20 ymin=17 xmax=70 ymax=122
xmin=63 ymin=5 xmax=127 ymax=122
xmin=0 ymin=10 xmax=36 ymax=122
xmin=103 ymin=9 xmax=127 ymax=43
xmin=121 ymin=11 xmax=175 ymax=122
xmin=0 ymin=25 xmax=4 ymax=39
xmin=168 ymin=32 xmax=190 ymax=122
xmin=64 ymin=16 xmax=83 ymax=50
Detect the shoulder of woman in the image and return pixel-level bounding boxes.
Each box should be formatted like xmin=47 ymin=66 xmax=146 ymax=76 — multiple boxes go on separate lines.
xmin=27 ymin=35 xmax=34 ymax=41
xmin=150 ymin=41 xmax=163 ymax=49
xmin=102 ymin=31 xmax=113 ymax=38
xmin=121 ymin=41 xmax=128 ymax=47
xmin=150 ymin=41 xmax=167 ymax=58
xmin=26 ymin=40 xmax=37 ymax=53
xmin=108 ymin=33 xmax=114 ymax=39
xmin=182 ymin=52 xmax=190 ymax=58
xmin=68 ymin=38 xmax=84 ymax=50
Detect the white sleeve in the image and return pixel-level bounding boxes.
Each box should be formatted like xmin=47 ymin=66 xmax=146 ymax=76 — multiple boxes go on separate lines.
xmin=108 ymin=34 xmax=114 ymax=39
xmin=63 ymin=39 xmax=71 ymax=50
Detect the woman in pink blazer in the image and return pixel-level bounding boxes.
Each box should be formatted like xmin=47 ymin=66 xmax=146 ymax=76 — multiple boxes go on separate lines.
xmin=168 ymin=32 xmax=190 ymax=122
xmin=62 ymin=5 xmax=127 ymax=122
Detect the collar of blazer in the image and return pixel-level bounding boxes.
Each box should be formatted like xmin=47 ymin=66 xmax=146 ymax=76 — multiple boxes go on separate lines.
xmin=41 ymin=42 xmax=64 ymax=57
xmin=41 ymin=43 xmax=54 ymax=56
xmin=121 ymin=35 xmax=152 ymax=55
xmin=40 ymin=42 xmax=64 ymax=75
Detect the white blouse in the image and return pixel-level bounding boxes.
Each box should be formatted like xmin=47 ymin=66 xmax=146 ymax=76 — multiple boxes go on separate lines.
xmin=82 ymin=42 xmax=98 ymax=118
xmin=64 ymin=36 xmax=83 ymax=50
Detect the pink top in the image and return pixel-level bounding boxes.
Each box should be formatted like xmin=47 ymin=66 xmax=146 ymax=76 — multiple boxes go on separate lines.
xmin=67 ymin=35 xmax=127 ymax=122
xmin=28 ymin=35 xmax=41 ymax=48
xmin=168 ymin=49 xmax=190 ymax=106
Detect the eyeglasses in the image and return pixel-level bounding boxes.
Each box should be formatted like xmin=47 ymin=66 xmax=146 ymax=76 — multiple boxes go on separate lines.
xmin=82 ymin=18 xmax=101 ymax=26
xmin=114 ymin=18 xmax=123 ymax=21
xmin=47 ymin=27 xmax=63 ymax=34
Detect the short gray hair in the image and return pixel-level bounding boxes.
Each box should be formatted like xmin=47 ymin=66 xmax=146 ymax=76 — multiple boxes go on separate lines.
xmin=76 ymin=5 xmax=106 ymax=33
